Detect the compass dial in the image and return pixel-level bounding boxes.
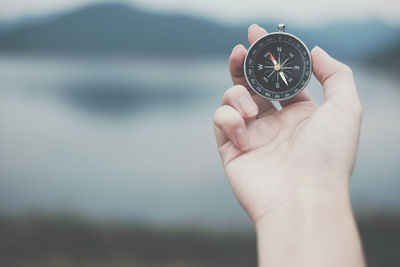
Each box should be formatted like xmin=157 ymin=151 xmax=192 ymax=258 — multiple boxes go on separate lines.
xmin=244 ymin=31 xmax=312 ymax=100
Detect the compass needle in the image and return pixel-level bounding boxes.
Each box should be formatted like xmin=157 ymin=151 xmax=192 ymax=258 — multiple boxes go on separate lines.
xmin=280 ymin=71 xmax=288 ymax=86
xmin=268 ymin=52 xmax=278 ymax=66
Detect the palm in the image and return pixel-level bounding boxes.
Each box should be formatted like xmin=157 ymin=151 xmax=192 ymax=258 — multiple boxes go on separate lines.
xmin=221 ymin=100 xmax=359 ymax=222
xmin=221 ymin=100 xmax=314 ymax=221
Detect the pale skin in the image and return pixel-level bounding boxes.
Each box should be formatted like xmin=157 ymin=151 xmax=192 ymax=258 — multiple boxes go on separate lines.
xmin=213 ymin=24 xmax=366 ymax=267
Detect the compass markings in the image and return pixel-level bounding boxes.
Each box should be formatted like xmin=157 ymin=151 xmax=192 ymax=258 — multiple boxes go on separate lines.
xmin=245 ymin=30 xmax=311 ymax=100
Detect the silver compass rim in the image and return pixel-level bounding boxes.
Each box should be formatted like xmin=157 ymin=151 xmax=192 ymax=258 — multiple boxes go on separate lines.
xmin=243 ymin=31 xmax=313 ymax=101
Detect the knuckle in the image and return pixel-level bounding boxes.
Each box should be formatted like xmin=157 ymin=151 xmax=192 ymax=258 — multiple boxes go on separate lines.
xmin=222 ymin=85 xmax=247 ymax=103
xmin=222 ymin=88 xmax=234 ymax=103
xmin=213 ymin=105 xmax=241 ymax=128
xmin=341 ymin=63 xmax=353 ymax=76
xmin=213 ymin=106 xmax=225 ymax=125
xmin=213 ymin=106 xmax=230 ymax=123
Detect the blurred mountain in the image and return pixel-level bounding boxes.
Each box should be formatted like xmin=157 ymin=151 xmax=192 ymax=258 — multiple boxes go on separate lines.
xmin=0 ymin=17 xmax=42 ymax=35
xmin=0 ymin=3 xmax=243 ymax=56
xmin=0 ymin=3 xmax=398 ymax=60
xmin=289 ymin=22 xmax=400 ymax=61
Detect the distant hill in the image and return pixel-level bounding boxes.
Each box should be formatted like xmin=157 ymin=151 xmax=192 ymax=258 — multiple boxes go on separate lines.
xmin=0 ymin=3 xmax=398 ymax=60
xmin=0 ymin=3 xmax=244 ymax=56
xmin=289 ymin=22 xmax=400 ymax=61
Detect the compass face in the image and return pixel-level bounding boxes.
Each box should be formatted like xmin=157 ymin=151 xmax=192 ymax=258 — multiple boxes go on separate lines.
xmin=244 ymin=32 xmax=312 ymax=100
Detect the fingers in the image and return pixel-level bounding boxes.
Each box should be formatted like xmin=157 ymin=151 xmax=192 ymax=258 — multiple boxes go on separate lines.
xmin=229 ymin=25 xmax=276 ymax=113
xmin=248 ymin=24 xmax=268 ymax=45
xmin=214 ymin=85 xmax=257 ymax=151
xmin=214 ymin=105 xmax=249 ymax=150
xmin=222 ymin=85 xmax=258 ymax=118
xmin=229 ymin=24 xmax=268 ymax=85
xmin=229 ymin=44 xmax=248 ymax=86
xmin=311 ymin=46 xmax=362 ymax=113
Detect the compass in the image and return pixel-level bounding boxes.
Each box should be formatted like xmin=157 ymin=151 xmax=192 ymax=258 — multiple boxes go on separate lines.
xmin=244 ymin=24 xmax=312 ymax=100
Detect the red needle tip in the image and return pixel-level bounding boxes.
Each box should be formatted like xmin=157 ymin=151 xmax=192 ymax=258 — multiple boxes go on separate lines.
xmin=268 ymin=52 xmax=276 ymax=62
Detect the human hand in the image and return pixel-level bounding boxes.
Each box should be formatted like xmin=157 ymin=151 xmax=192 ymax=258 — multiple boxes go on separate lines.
xmin=213 ymin=24 xmax=362 ymax=225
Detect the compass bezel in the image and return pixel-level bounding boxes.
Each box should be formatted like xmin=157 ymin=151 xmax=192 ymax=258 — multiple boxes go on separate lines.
xmin=244 ymin=31 xmax=312 ymax=101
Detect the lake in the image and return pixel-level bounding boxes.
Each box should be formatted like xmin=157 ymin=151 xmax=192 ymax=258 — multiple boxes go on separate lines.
xmin=0 ymin=54 xmax=399 ymax=229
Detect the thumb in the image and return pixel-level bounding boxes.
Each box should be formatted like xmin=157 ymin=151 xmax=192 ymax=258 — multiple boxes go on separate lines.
xmin=311 ymin=46 xmax=361 ymax=112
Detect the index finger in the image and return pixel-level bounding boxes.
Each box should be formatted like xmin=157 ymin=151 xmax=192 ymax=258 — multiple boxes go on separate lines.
xmin=229 ymin=25 xmax=275 ymax=113
xmin=229 ymin=24 xmax=268 ymax=86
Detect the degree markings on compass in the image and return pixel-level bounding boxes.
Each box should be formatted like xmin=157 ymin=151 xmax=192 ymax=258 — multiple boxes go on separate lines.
xmin=246 ymin=33 xmax=312 ymax=99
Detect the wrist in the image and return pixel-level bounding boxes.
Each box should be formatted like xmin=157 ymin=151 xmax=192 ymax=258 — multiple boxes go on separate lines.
xmin=254 ymin=185 xmax=363 ymax=267
xmin=255 ymin=185 xmax=353 ymax=233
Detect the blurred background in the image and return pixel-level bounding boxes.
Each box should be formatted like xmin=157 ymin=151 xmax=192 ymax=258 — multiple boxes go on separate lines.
xmin=0 ymin=0 xmax=399 ymax=266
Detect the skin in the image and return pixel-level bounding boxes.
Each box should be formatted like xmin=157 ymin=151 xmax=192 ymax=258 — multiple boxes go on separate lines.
xmin=213 ymin=24 xmax=365 ymax=267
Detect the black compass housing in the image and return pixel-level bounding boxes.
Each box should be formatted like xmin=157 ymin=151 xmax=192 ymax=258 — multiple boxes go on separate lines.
xmin=244 ymin=28 xmax=312 ymax=101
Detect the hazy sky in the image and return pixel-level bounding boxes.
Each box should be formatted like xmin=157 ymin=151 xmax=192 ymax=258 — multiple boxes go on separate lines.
xmin=0 ymin=0 xmax=399 ymax=25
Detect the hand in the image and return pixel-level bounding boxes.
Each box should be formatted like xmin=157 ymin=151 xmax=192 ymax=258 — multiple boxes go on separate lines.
xmin=213 ymin=24 xmax=365 ymax=267
xmin=213 ymin=24 xmax=362 ymax=225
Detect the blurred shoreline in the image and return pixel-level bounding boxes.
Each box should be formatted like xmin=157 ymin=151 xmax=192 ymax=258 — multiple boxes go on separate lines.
xmin=0 ymin=213 xmax=399 ymax=267
xmin=0 ymin=55 xmax=399 ymax=227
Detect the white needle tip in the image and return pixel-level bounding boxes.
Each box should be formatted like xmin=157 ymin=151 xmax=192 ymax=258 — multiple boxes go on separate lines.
xmin=280 ymin=71 xmax=288 ymax=86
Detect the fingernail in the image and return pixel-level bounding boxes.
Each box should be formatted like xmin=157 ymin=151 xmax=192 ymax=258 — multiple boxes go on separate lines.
xmin=249 ymin=24 xmax=259 ymax=30
xmin=239 ymin=95 xmax=258 ymax=117
xmin=231 ymin=44 xmax=244 ymax=54
xmin=312 ymin=45 xmax=321 ymax=52
xmin=235 ymin=128 xmax=249 ymax=150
